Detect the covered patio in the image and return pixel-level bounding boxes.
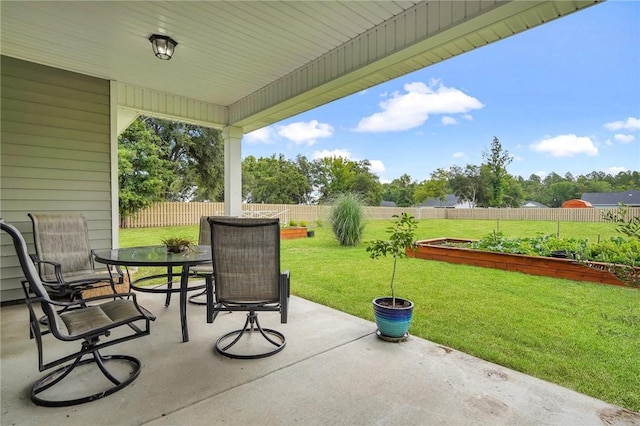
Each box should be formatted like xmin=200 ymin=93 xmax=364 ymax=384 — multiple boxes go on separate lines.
xmin=1 ymin=0 xmax=602 ymax=302
xmin=3 ymin=1 xmax=630 ymax=424
xmin=0 ymin=291 xmax=627 ymax=425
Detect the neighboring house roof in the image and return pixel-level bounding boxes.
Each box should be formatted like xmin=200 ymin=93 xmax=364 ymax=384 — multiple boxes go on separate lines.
xmin=421 ymin=194 xmax=471 ymax=208
xmin=380 ymin=201 xmax=397 ymax=207
xmin=581 ymin=190 xmax=640 ymax=207
xmin=522 ymin=200 xmax=548 ymax=208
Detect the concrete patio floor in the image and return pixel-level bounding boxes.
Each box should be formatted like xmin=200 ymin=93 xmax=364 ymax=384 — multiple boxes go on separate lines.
xmin=1 ymin=291 xmax=638 ymax=426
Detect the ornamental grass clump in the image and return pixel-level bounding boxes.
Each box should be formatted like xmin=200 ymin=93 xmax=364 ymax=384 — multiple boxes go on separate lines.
xmin=329 ymin=192 xmax=365 ymax=246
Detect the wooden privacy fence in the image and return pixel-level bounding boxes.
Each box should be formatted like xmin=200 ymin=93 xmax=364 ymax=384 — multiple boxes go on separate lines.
xmin=121 ymin=202 xmax=640 ymax=228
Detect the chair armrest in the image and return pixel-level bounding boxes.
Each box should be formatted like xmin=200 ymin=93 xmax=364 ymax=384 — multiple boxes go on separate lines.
xmin=29 ymin=254 xmax=66 ymax=285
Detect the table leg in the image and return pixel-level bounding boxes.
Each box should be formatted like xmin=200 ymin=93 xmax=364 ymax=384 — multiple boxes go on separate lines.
xmin=165 ymin=266 xmax=173 ymax=306
xmin=180 ymin=265 xmax=190 ymax=342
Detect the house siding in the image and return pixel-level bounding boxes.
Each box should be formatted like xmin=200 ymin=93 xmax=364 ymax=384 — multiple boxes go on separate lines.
xmin=0 ymin=56 xmax=113 ymax=302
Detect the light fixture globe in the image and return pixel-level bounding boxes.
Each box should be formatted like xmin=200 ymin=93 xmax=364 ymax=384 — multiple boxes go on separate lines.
xmin=149 ymin=34 xmax=178 ymax=60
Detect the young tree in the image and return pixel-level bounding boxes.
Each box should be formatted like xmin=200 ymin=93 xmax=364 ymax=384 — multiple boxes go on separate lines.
xmin=482 ymin=137 xmax=513 ymax=207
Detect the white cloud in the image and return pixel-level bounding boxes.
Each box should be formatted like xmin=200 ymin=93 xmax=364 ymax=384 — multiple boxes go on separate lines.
xmin=311 ymin=149 xmax=352 ymax=160
xmin=244 ymin=126 xmax=275 ymax=144
xmin=277 ymin=120 xmax=334 ymax=146
xmin=354 ymin=80 xmax=483 ymax=132
xmin=614 ymin=133 xmax=635 ymax=143
xmin=369 ymin=160 xmax=386 ymax=175
xmin=604 ymin=117 xmax=640 ymax=131
xmin=530 ymin=134 xmax=598 ymax=157
xmin=441 ymin=116 xmax=458 ymax=126
xmin=605 ymin=166 xmax=628 ymax=175
xmin=452 ymin=151 xmax=465 ymax=159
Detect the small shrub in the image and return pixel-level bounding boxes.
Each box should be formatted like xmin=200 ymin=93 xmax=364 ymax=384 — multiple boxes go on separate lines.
xmin=289 ymin=219 xmax=298 ymax=227
xmin=299 ymin=220 xmax=308 ymax=227
xmin=329 ymin=193 xmax=365 ymax=246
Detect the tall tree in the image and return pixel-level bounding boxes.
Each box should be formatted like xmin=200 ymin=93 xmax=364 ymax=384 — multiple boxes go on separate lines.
xmin=448 ymin=164 xmax=484 ymax=208
xmin=414 ymin=168 xmax=449 ymax=205
xmin=482 ymin=137 xmax=513 ymax=207
xmin=242 ymin=154 xmax=311 ymax=204
xmin=143 ymin=117 xmax=224 ymax=201
xmin=118 ymin=119 xmax=173 ymax=226
xmin=314 ymin=157 xmax=381 ymax=205
xmin=382 ymin=174 xmax=415 ymax=207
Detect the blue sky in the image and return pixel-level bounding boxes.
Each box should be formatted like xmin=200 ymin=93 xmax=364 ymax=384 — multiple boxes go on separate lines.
xmin=243 ymin=1 xmax=640 ymax=184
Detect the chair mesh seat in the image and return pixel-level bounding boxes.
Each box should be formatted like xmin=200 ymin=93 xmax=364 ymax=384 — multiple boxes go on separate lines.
xmin=60 ymin=300 xmax=142 ymax=336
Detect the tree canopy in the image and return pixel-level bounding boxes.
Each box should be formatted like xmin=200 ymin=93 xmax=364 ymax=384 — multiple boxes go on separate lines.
xmin=119 ymin=122 xmax=639 ymax=216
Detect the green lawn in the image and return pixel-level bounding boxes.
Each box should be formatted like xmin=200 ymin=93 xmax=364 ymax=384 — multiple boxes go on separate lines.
xmin=120 ymin=219 xmax=640 ymax=411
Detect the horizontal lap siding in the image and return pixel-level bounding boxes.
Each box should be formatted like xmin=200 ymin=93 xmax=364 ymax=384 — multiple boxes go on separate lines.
xmin=0 ymin=56 xmax=112 ymax=302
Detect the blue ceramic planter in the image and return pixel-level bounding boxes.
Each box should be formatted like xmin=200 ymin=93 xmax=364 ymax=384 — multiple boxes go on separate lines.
xmin=372 ymin=297 xmax=414 ymax=338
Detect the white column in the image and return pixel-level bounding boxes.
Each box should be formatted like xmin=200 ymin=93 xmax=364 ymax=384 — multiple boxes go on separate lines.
xmin=223 ymin=126 xmax=243 ymax=217
xmin=109 ymin=81 xmax=120 ymax=247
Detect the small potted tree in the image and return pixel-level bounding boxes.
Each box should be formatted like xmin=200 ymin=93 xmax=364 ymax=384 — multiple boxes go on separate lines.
xmin=366 ymin=212 xmax=418 ymax=341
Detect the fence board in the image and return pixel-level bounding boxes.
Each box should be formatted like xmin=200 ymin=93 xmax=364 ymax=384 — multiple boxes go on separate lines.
xmin=122 ymin=203 xmax=639 ymax=228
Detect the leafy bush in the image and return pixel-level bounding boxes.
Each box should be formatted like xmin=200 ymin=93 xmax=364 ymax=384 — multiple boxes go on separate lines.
xmin=299 ymin=220 xmax=308 ymax=227
xmin=329 ymin=193 xmax=365 ymax=246
xmin=586 ymin=237 xmax=640 ymax=265
xmin=289 ymin=219 xmax=298 ymax=227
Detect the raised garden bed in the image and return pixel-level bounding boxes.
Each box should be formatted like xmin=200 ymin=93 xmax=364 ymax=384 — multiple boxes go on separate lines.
xmin=407 ymin=238 xmax=634 ymax=288
xmin=280 ymin=227 xmax=308 ymax=239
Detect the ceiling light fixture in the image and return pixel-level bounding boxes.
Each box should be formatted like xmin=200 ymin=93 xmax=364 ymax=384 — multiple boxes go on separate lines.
xmin=149 ymin=34 xmax=178 ymax=60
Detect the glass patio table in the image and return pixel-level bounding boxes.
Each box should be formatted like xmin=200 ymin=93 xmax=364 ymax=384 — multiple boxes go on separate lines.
xmin=94 ymin=245 xmax=211 ymax=342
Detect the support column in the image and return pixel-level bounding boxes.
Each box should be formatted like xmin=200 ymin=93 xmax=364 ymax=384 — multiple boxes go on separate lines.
xmin=223 ymin=126 xmax=243 ymax=217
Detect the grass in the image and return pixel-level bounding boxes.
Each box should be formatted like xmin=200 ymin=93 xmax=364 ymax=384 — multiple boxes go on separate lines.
xmin=120 ymin=219 xmax=640 ymax=411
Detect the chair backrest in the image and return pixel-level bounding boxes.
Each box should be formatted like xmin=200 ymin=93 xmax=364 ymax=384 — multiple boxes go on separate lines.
xmin=208 ymin=217 xmax=280 ymax=304
xmin=198 ymin=216 xmax=211 ymax=245
xmin=1 ymin=221 xmax=55 ymax=307
xmin=29 ymin=213 xmax=94 ymax=280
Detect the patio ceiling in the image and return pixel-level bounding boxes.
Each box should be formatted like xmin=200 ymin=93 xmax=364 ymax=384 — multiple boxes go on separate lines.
xmin=1 ymin=1 xmax=600 ymax=133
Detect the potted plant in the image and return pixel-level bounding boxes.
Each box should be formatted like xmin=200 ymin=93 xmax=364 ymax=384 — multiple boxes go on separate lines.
xmin=161 ymin=236 xmax=193 ymax=253
xmin=366 ymin=212 xmax=418 ymax=341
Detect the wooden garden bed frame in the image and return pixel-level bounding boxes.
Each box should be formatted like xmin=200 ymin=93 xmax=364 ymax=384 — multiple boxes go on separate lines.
xmin=407 ymin=238 xmax=634 ymax=288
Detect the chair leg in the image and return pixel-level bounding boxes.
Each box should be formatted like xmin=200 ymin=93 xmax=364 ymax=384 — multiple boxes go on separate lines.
xmin=215 ymin=311 xmax=285 ymax=359
xmin=31 ymin=348 xmax=142 ymax=407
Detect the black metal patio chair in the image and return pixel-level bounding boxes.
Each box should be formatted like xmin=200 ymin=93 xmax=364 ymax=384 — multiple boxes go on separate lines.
xmin=205 ymin=217 xmax=289 ymax=359
xmin=187 ymin=215 xmax=215 ymax=305
xmin=27 ymin=213 xmax=123 ymax=303
xmin=1 ymin=220 xmax=154 ymax=407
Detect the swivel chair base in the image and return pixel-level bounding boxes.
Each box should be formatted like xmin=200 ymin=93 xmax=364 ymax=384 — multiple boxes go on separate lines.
xmin=215 ymin=311 xmax=285 ymax=359
xmin=31 ymin=351 xmax=141 ymax=407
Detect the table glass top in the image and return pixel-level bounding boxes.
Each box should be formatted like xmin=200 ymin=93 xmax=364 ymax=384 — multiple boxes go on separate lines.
xmin=94 ymin=245 xmax=211 ymax=267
